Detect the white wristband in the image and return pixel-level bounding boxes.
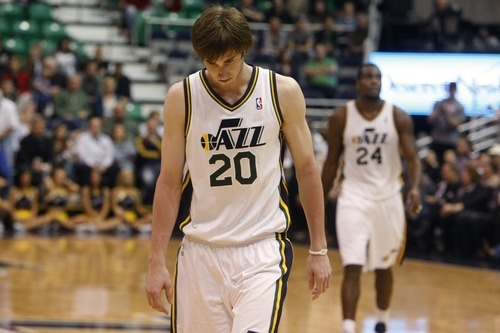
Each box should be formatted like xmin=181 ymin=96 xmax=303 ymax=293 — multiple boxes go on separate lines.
xmin=308 ymin=248 xmax=328 ymax=256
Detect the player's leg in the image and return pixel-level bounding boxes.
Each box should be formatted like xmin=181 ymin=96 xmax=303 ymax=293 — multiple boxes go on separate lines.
xmin=369 ymin=194 xmax=405 ymax=333
xmin=173 ymin=237 xmax=232 ymax=333
xmin=230 ymin=236 xmax=293 ymax=333
xmin=336 ymin=192 xmax=371 ymax=333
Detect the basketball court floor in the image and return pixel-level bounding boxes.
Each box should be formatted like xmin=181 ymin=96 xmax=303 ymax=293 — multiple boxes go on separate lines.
xmin=0 ymin=234 xmax=499 ymax=333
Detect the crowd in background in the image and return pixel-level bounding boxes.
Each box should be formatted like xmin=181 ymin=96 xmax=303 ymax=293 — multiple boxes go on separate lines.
xmin=0 ymin=0 xmax=499 ymax=265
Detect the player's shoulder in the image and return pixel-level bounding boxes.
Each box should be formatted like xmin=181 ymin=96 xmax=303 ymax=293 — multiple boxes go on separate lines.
xmin=274 ymin=73 xmax=302 ymax=96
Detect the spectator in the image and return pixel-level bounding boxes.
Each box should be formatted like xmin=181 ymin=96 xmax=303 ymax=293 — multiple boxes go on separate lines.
xmin=345 ymin=11 xmax=368 ymax=65
xmin=138 ymin=110 xmax=163 ymax=138
xmin=111 ymin=123 xmax=136 ymax=172
xmin=1 ymin=55 xmax=32 ymax=97
xmin=239 ymin=0 xmax=265 ymax=22
xmin=92 ymin=45 xmax=109 ymax=77
xmin=478 ymin=156 xmax=499 ymax=189
xmin=101 ymin=76 xmax=126 ymax=119
xmin=308 ymin=0 xmax=330 ymax=24
xmin=471 ymin=26 xmax=500 ymax=52
xmin=51 ymin=122 xmax=76 ymax=177
xmin=422 ymin=149 xmax=441 ymax=185
xmin=274 ymin=48 xmax=295 ymax=78
xmin=70 ymin=168 xmax=122 ymax=233
xmin=0 ymin=78 xmax=17 ymax=101
xmin=0 ymin=88 xmax=20 ymax=185
xmin=315 ymin=16 xmax=340 ymax=57
xmin=111 ymin=168 xmax=152 ymax=233
xmin=112 ymin=62 xmax=131 ymax=100
xmin=424 ymin=0 xmax=464 ymax=52
xmin=54 ymin=74 xmax=90 ymax=130
xmin=0 ymin=36 xmax=12 ymax=78
xmin=81 ymin=60 xmax=103 ymax=116
xmin=8 ymin=169 xmax=40 ymax=233
xmin=455 ymin=136 xmax=474 ymax=173
xmin=287 ymin=15 xmax=314 ymax=84
xmin=303 ymin=42 xmax=338 ymax=99
xmin=428 ymin=82 xmax=466 ymax=163
xmin=32 ymin=56 xmax=66 ymax=116
xmin=441 ymin=166 xmax=495 ymax=257
xmin=265 ymin=0 xmax=294 ymax=24
xmin=135 ymin=116 xmax=161 ymax=205
xmin=11 ymin=98 xmax=34 ymax=154
xmin=16 ymin=115 xmax=54 ymax=187
xmin=25 ymin=42 xmax=45 ymax=81
xmin=118 ymin=0 xmax=151 ymax=44
xmin=102 ymin=102 xmax=140 ymax=139
xmin=258 ymin=16 xmax=288 ymax=60
xmin=54 ymin=38 xmax=79 ymax=78
xmin=73 ymin=116 xmax=117 ymax=187
xmin=336 ymin=1 xmax=358 ymax=30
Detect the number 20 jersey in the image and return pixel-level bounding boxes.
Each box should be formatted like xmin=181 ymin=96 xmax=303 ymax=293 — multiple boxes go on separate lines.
xmin=341 ymin=100 xmax=402 ymax=200
xmin=178 ymin=66 xmax=290 ymax=245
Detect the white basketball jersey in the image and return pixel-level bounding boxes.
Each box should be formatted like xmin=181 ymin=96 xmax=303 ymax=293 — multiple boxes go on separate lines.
xmin=177 ymin=66 xmax=290 ymax=244
xmin=341 ymin=100 xmax=402 ymax=200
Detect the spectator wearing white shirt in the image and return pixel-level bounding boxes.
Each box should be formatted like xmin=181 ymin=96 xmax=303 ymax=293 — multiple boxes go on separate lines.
xmin=73 ymin=116 xmax=118 ymax=187
xmin=0 ymin=88 xmax=20 ymax=189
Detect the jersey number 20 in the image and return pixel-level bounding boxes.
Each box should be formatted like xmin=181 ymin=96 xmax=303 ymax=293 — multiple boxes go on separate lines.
xmin=209 ymin=152 xmax=257 ymax=186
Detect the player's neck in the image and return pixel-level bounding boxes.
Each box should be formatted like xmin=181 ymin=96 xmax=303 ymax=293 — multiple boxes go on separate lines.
xmin=356 ymin=98 xmax=384 ymax=118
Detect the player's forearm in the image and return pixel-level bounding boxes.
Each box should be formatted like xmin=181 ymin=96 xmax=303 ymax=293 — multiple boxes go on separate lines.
xmin=148 ymin=182 xmax=181 ymax=266
xmin=406 ymin=157 xmax=422 ymax=192
xmin=296 ymin=163 xmax=328 ymax=250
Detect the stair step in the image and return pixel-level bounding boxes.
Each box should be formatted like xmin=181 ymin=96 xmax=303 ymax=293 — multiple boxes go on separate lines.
xmin=132 ymin=83 xmax=167 ymax=103
xmin=66 ymin=24 xmax=127 ymax=44
xmin=53 ymin=6 xmax=116 ymax=25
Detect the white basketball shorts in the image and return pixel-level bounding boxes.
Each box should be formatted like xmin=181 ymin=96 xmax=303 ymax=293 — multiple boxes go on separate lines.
xmin=336 ymin=190 xmax=406 ymax=271
xmin=171 ymin=235 xmax=293 ymax=333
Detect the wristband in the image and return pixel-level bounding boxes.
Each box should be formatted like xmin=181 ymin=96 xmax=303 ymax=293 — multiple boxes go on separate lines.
xmin=308 ymin=248 xmax=328 ymax=256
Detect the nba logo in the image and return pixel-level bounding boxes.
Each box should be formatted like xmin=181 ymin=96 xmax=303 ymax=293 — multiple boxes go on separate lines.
xmin=255 ymin=97 xmax=263 ymax=110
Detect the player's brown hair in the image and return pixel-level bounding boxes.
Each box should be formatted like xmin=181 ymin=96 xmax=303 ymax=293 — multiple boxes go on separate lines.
xmin=191 ymin=5 xmax=254 ymax=63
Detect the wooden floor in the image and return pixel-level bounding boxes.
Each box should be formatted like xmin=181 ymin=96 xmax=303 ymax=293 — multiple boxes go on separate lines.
xmin=0 ymin=234 xmax=499 ymax=333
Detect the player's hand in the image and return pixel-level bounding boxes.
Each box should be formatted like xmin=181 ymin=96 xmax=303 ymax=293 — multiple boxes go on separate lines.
xmin=406 ymin=188 xmax=422 ymax=218
xmin=145 ymin=264 xmax=172 ymax=314
xmin=306 ymin=254 xmax=332 ymax=300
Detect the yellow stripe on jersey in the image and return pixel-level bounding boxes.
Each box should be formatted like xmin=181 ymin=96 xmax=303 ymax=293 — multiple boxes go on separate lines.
xmin=178 ymin=172 xmax=192 ymax=231
xmin=183 ymin=77 xmax=192 ymax=137
xmin=269 ymin=233 xmax=292 ymax=333
xmin=199 ymin=66 xmax=259 ymax=111
xmin=269 ymin=71 xmax=284 ymax=127
xmin=170 ymin=245 xmax=182 ymax=333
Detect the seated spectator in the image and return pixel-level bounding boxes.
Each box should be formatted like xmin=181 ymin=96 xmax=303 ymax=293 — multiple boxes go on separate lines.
xmin=471 ymin=26 xmax=500 ymax=52
xmin=111 ymin=169 xmax=152 ymax=233
xmin=52 ymin=123 xmax=76 ymax=177
xmin=345 ymin=11 xmax=368 ymax=65
xmin=0 ymin=37 xmax=12 ymax=78
xmin=102 ymin=102 xmax=140 ymax=139
xmin=336 ymin=1 xmax=358 ymax=30
xmin=32 ymin=56 xmax=66 ymax=116
xmin=287 ymin=15 xmax=314 ymax=84
xmin=303 ymin=42 xmax=338 ymax=99
xmin=308 ymin=0 xmax=330 ymax=24
xmin=265 ymin=0 xmax=294 ymax=24
xmin=239 ymin=0 xmax=265 ymax=23
xmin=424 ymin=0 xmax=464 ymax=52
xmin=16 ymin=115 xmax=54 ymax=188
xmin=425 ymin=162 xmax=461 ymax=254
xmin=25 ymin=42 xmax=44 ymax=82
xmin=441 ymin=166 xmax=495 ymax=257
xmin=8 ymin=169 xmax=39 ymax=232
xmin=138 ymin=110 xmax=163 ymax=138
xmin=315 ymin=16 xmax=341 ymax=58
xmin=455 ymin=136 xmax=474 ymax=173
xmin=29 ymin=167 xmax=80 ymax=233
xmin=135 ymin=116 xmax=161 ymax=205
xmin=70 ymin=168 xmax=121 ymax=233
xmin=73 ymin=116 xmax=117 ymax=187
xmin=112 ymin=62 xmax=131 ymax=100
xmin=422 ymin=149 xmax=441 ymax=185
xmin=54 ymin=38 xmax=78 ymax=78
xmin=92 ymin=45 xmax=109 ymax=77
xmin=81 ymin=60 xmax=103 ymax=117
xmin=1 ymin=55 xmax=32 ymax=98
xmin=112 ymin=123 xmax=136 ymax=172
xmin=479 ymin=157 xmax=499 ymax=189
xmin=0 ymin=78 xmax=17 ymax=101
xmin=0 ymin=88 xmax=20 ymax=186
xmin=258 ymin=16 xmax=288 ymax=60
xmin=54 ymin=74 xmax=90 ymax=130
xmin=101 ymin=76 xmax=127 ymax=119
xmin=11 ymin=98 xmax=35 ymax=155
xmin=274 ymin=48 xmax=295 ymax=78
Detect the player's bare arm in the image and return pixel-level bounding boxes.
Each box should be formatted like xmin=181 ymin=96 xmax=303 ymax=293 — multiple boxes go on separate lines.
xmin=394 ymin=106 xmax=422 ymax=216
xmin=145 ymin=82 xmax=186 ymax=314
xmin=321 ymin=106 xmax=346 ymax=200
xmin=277 ymin=74 xmax=332 ymax=299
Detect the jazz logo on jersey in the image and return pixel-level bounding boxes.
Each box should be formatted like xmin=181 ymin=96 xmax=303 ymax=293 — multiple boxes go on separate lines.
xmin=255 ymin=97 xmax=263 ymax=110
xmin=201 ymin=118 xmax=266 ymax=151
xmin=352 ymin=127 xmax=388 ymax=145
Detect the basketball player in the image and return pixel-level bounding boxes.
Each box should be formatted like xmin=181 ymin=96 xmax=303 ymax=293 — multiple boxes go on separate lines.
xmin=321 ymin=63 xmax=422 ymax=333
xmin=145 ymin=5 xmax=332 ymax=333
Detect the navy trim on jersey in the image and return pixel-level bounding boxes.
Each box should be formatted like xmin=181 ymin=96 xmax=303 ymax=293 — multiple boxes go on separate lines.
xmin=183 ymin=77 xmax=192 ymax=137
